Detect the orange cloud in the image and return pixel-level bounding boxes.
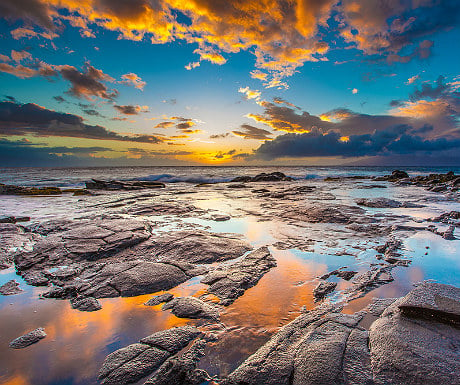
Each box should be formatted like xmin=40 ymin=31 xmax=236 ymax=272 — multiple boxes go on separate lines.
xmin=119 ymin=72 xmax=146 ymax=90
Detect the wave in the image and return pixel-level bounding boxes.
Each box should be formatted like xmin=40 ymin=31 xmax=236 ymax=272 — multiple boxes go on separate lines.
xmin=133 ymin=174 xmax=233 ymax=184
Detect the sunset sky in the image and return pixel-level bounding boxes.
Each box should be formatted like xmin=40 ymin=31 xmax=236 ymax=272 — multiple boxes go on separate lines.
xmin=0 ymin=0 xmax=459 ymax=166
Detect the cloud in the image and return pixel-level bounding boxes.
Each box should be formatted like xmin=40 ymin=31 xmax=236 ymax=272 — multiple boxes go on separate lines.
xmin=4 ymin=1 xmax=460 ymax=88
xmin=53 ymin=96 xmax=67 ymax=103
xmin=352 ymin=88 xmax=358 ymax=94
xmin=155 ymin=121 xmax=175 ymax=129
xmin=114 ymin=104 xmax=149 ymax=115
xmin=58 ymin=63 xmax=118 ymax=101
xmin=409 ymin=75 xmax=450 ymax=101
xmin=252 ymin=125 xmax=460 ymax=160
xmin=232 ymin=124 xmax=273 ymax=140
xmin=119 ymin=73 xmax=146 ymax=90
xmin=0 ymin=101 xmax=163 ymax=143
xmin=406 ymin=75 xmax=420 ymax=85
xmin=209 ymin=133 xmax=230 ymax=139
xmin=239 ymin=87 xmax=262 ymax=101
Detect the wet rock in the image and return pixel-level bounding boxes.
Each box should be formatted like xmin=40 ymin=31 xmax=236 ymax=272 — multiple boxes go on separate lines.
xmin=98 ymin=326 xmax=202 ymax=385
xmin=227 ymin=184 xmax=247 ymax=189
xmin=221 ymin=307 xmax=363 ymax=385
xmin=231 ymin=172 xmax=293 ymax=183
xmin=86 ymin=179 xmax=165 ymax=190
xmin=9 ymin=328 xmax=46 ymax=348
xmin=366 ymin=298 xmax=398 ymax=316
xmin=356 ymin=198 xmax=402 ymax=208
xmin=162 ymin=296 xmax=220 ymax=320
xmin=369 ymin=282 xmax=460 ymax=385
xmin=210 ymin=214 xmax=231 ymax=221
xmin=0 ymin=223 xmax=37 ymax=267
xmin=0 ymin=216 xmax=30 ymax=223
xmin=145 ymin=293 xmax=174 ymax=306
xmin=0 ymin=183 xmax=61 ymax=195
xmin=142 ymin=230 xmax=252 ymax=264
xmin=70 ymin=295 xmax=102 ymax=312
xmin=144 ymin=339 xmax=209 ymax=385
xmin=320 ymin=268 xmax=357 ymax=281
xmin=281 ymin=204 xmax=366 ymax=224
xmin=313 ymin=281 xmax=337 ymax=300
xmin=128 ymin=202 xmax=202 ymax=217
xmin=201 ymin=246 xmax=277 ymax=305
xmin=140 ymin=326 xmax=202 ymax=353
xmin=345 ymin=265 xmax=395 ymax=300
xmin=443 ymin=225 xmax=455 ymax=240
xmin=0 ymin=279 xmax=23 ymax=295
xmin=101 ymin=261 xmax=189 ymax=297
xmin=430 ymin=211 xmax=460 ymax=225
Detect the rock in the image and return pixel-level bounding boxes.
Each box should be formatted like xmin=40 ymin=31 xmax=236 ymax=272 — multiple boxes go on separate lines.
xmin=280 ymin=204 xmax=366 ymax=224
xmin=320 ymin=268 xmax=357 ymax=281
xmin=70 ymin=296 xmax=102 ymax=312
xmin=9 ymin=328 xmax=46 ymax=348
xmin=145 ymin=293 xmax=174 ymax=306
xmin=0 ymin=216 xmax=30 ymax=224
xmin=98 ymin=326 xmax=202 ymax=385
xmin=211 ymin=214 xmax=231 ymax=221
xmin=356 ymin=198 xmax=402 ymax=208
xmin=0 ymin=183 xmax=61 ymax=195
xmin=443 ymin=225 xmax=455 ymax=240
xmin=227 ymin=184 xmax=247 ymax=189
xmin=100 ymin=261 xmax=189 ymax=297
xmin=430 ymin=211 xmax=460 ymax=225
xmin=221 ymin=307 xmax=363 ymax=385
xmin=144 ymin=339 xmax=209 ymax=385
xmin=86 ymin=179 xmax=165 ymax=190
xmin=344 ymin=265 xmax=395 ymax=300
xmin=313 ymin=281 xmax=337 ymax=300
xmin=162 ymin=296 xmax=220 ymax=320
xmin=0 ymin=279 xmax=23 ymax=295
xmin=201 ymin=246 xmax=277 ymax=305
xmin=366 ymin=298 xmax=398 ymax=316
xmin=142 ymin=230 xmax=252 ymax=264
xmin=140 ymin=326 xmax=202 ymax=353
xmin=369 ymin=282 xmax=460 ymax=385
xmin=231 ymin=172 xmax=293 ymax=183
xmin=390 ymin=170 xmax=409 ymax=179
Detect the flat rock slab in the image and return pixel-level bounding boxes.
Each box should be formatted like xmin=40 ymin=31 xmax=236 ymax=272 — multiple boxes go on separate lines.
xmin=356 ymin=198 xmax=422 ymax=208
xmin=369 ymin=282 xmax=460 ymax=385
xmin=280 ymin=204 xmax=367 ymax=224
xmin=0 ymin=279 xmax=23 ymax=295
xmin=201 ymin=246 xmax=277 ymax=305
xmin=9 ymin=328 xmax=46 ymax=349
xmin=143 ymin=230 xmax=252 ymax=264
xmin=98 ymin=326 xmax=201 ymax=385
xmin=163 ymin=296 xmax=220 ymax=320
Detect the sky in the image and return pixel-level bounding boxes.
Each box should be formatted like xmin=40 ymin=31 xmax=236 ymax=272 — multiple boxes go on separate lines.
xmin=0 ymin=0 xmax=459 ymax=167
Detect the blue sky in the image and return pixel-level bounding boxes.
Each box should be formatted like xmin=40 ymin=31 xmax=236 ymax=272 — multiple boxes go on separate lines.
xmin=0 ymin=0 xmax=459 ymax=166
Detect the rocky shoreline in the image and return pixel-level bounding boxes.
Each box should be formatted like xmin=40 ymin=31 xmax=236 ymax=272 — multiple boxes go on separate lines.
xmin=1 ymin=170 xmax=459 ymax=384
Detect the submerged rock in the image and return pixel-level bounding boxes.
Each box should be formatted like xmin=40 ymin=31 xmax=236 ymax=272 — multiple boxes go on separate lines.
xmin=201 ymin=246 xmax=277 ymax=305
xmin=9 ymin=328 xmax=46 ymax=349
xmin=162 ymin=296 xmax=220 ymax=320
xmin=0 ymin=279 xmax=23 ymax=295
xmin=231 ymin=172 xmax=293 ymax=183
xmin=0 ymin=183 xmax=61 ymax=195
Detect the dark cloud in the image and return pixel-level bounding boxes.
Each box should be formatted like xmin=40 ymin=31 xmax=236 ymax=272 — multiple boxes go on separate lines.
xmin=0 ymin=101 xmax=163 ymax=143
xmin=82 ymin=109 xmax=105 ymax=118
xmin=232 ymin=124 xmax=272 ymax=140
xmin=210 ymin=133 xmax=230 ymax=139
xmin=0 ymin=0 xmax=54 ymax=29
xmin=58 ymin=63 xmax=118 ymax=100
xmin=114 ymin=104 xmax=149 ymax=115
xmin=53 ymin=96 xmax=67 ymax=103
xmin=176 ymin=121 xmax=195 ymax=130
xmin=252 ymin=125 xmax=460 ymax=160
xmin=410 ymin=75 xmax=450 ymax=101
xmin=214 ymin=149 xmax=236 ymax=159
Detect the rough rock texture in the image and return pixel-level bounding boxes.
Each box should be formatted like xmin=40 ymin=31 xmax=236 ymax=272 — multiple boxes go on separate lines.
xmin=280 ymin=204 xmax=367 ymax=224
xmin=356 ymin=198 xmax=421 ymax=208
xmin=0 ymin=223 xmax=37 ymax=267
xmin=98 ymin=326 xmax=202 ymax=385
xmin=0 ymin=183 xmax=61 ymax=195
xmin=201 ymin=246 xmax=277 ymax=305
xmin=313 ymin=281 xmax=337 ymax=300
xmin=222 ymin=307 xmax=367 ymax=385
xmin=369 ymin=282 xmax=460 ymax=385
xmin=9 ymin=328 xmax=47 ymax=349
xmin=162 ymin=296 xmax=220 ymax=320
xmin=140 ymin=230 xmax=252 ymax=264
xmin=231 ymin=172 xmax=293 ymax=183
xmin=320 ymin=268 xmax=357 ymax=281
xmin=0 ymin=279 xmax=23 ymax=295
xmin=70 ymin=296 xmax=102 ymax=311
xmin=145 ymin=293 xmax=174 ymax=306
xmin=443 ymin=225 xmax=455 ymax=240
xmin=344 ymin=266 xmax=395 ymax=300
xmin=144 ymin=339 xmax=209 ymax=385
xmin=86 ymin=179 xmax=165 ymax=190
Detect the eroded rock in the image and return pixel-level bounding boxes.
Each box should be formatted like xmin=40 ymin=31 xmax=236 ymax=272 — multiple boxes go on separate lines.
xmin=162 ymin=296 xmax=220 ymax=320
xmin=9 ymin=328 xmax=46 ymax=349
xmin=201 ymin=246 xmax=277 ymax=305
xmin=313 ymin=281 xmax=337 ymax=301
xmin=0 ymin=279 xmax=23 ymax=295
xmin=145 ymin=293 xmax=174 ymax=306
